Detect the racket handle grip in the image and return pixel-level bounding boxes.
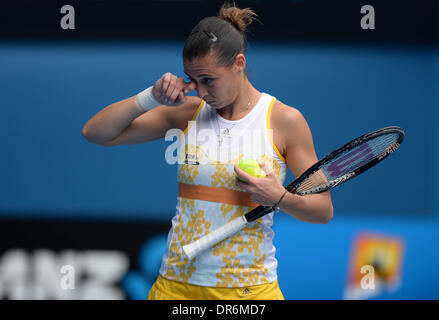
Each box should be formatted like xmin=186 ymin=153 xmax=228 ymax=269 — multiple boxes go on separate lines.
xmin=182 ymin=215 xmax=248 ymax=260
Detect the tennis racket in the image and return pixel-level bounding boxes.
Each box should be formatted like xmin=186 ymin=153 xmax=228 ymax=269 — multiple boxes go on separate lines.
xmin=183 ymin=126 xmax=405 ymax=260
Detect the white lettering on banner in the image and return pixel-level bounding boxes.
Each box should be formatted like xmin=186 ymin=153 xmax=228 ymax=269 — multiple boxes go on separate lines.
xmin=0 ymin=249 xmax=129 ymax=300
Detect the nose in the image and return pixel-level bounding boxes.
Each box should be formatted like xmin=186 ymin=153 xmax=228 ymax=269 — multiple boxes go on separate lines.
xmin=196 ymin=85 xmax=208 ymax=100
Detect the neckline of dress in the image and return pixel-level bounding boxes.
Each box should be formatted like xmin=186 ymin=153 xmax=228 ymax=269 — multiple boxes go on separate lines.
xmin=213 ymin=92 xmax=265 ymax=125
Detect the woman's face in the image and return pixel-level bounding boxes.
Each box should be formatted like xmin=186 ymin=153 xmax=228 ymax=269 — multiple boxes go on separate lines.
xmin=183 ymin=52 xmax=245 ymax=109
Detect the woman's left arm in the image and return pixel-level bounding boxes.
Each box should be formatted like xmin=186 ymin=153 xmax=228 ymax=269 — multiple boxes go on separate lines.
xmin=234 ymin=103 xmax=333 ymax=224
xmin=273 ymin=105 xmax=333 ymax=224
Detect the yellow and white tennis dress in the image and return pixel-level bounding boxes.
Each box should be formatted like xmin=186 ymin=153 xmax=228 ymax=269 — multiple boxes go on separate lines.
xmin=150 ymin=92 xmax=288 ymax=300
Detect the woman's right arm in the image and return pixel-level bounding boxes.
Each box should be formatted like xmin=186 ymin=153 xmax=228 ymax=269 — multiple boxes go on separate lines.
xmin=81 ymin=73 xmax=197 ymax=146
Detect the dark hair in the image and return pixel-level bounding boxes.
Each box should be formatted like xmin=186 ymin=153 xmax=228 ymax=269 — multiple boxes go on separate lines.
xmin=182 ymin=1 xmax=260 ymax=68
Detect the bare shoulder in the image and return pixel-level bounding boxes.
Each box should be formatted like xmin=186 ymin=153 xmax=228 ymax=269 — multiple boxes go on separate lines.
xmin=169 ymin=95 xmax=203 ymax=131
xmin=271 ymin=100 xmax=305 ymax=130
xmin=270 ymin=99 xmax=309 ymax=154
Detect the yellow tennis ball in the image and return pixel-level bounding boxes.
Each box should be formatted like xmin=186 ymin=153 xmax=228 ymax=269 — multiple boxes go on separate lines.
xmin=238 ymin=158 xmax=266 ymax=182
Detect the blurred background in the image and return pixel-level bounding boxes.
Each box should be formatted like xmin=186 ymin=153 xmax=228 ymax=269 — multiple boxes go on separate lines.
xmin=0 ymin=0 xmax=437 ymax=299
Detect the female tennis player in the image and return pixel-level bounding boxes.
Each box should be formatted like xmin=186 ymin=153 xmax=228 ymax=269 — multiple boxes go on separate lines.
xmin=82 ymin=2 xmax=333 ymax=300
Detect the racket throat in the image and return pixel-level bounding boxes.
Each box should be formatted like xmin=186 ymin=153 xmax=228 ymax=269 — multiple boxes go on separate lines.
xmin=297 ymin=172 xmax=356 ymax=196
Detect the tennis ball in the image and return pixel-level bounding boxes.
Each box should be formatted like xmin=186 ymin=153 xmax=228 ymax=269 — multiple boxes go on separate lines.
xmin=238 ymin=158 xmax=266 ymax=182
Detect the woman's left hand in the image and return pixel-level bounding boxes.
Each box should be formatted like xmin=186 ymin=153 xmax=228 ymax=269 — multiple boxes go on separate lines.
xmin=234 ymin=160 xmax=285 ymax=207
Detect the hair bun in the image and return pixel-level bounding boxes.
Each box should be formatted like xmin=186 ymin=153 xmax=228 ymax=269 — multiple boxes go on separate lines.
xmin=218 ymin=1 xmax=259 ymax=34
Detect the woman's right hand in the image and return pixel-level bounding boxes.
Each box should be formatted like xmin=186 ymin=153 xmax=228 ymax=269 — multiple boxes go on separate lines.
xmin=152 ymin=72 xmax=196 ymax=106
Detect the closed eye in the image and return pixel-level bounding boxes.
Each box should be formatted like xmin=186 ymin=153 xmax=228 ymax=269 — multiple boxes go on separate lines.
xmin=185 ymin=74 xmax=215 ymax=86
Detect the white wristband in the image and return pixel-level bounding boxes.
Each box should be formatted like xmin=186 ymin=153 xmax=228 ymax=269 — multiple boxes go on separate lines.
xmin=136 ymin=86 xmax=160 ymax=112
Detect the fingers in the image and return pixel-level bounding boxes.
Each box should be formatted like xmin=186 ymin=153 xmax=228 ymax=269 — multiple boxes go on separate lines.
xmin=152 ymin=73 xmax=170 ymax=104
xmin=153 ymin=72 xmax=190 ymax=106
xmin=184 ymin=80 xmax=196 ymax=94
xmin=234 ymin=160 xmax=276 ymax=189
xmin=164 ymin=74 xmax=178 ymax=103
xmin=234 ymin=164 xmax=256 ymax=185
xmin=257 ymin=160 xmax=274 ymax=175
xmin=161 ymin=73 xmax=171 ymax=94
xmin=176 ymin=91 xmax=186 ymax=104
xmin=235 ymin=177 xmax=248 ymax=191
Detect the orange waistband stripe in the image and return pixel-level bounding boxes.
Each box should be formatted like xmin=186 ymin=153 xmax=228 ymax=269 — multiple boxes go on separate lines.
xmin=178 ymin=182 xmax=259 ymax=208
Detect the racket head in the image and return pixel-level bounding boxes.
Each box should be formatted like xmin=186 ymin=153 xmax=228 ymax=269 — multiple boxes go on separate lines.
xmin=288 ymin=126 xmax=405 ymax=196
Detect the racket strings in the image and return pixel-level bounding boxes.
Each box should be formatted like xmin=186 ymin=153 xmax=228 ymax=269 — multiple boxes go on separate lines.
xmin=295 ymin=169 xmax=328 ymax=193
xmin=295 ymin=132 xmax=400 ymax=195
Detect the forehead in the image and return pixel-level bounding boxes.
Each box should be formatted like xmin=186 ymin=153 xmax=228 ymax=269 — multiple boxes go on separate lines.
xmin=183 ymin=53 xmax=224 ymax=76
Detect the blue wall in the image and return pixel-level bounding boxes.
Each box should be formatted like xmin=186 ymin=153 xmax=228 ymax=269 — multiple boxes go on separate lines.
xmin=436 ymin=46 xmax=439 ymax=215
xmin=0 ymin=41 xmax=438 ymax=299
xmin=0 ymin=41 xmax=435 ymax=218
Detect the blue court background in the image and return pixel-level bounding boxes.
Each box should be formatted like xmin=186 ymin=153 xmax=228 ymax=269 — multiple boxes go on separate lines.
xmin=0 ymin=41 xmax=438 ymax=299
